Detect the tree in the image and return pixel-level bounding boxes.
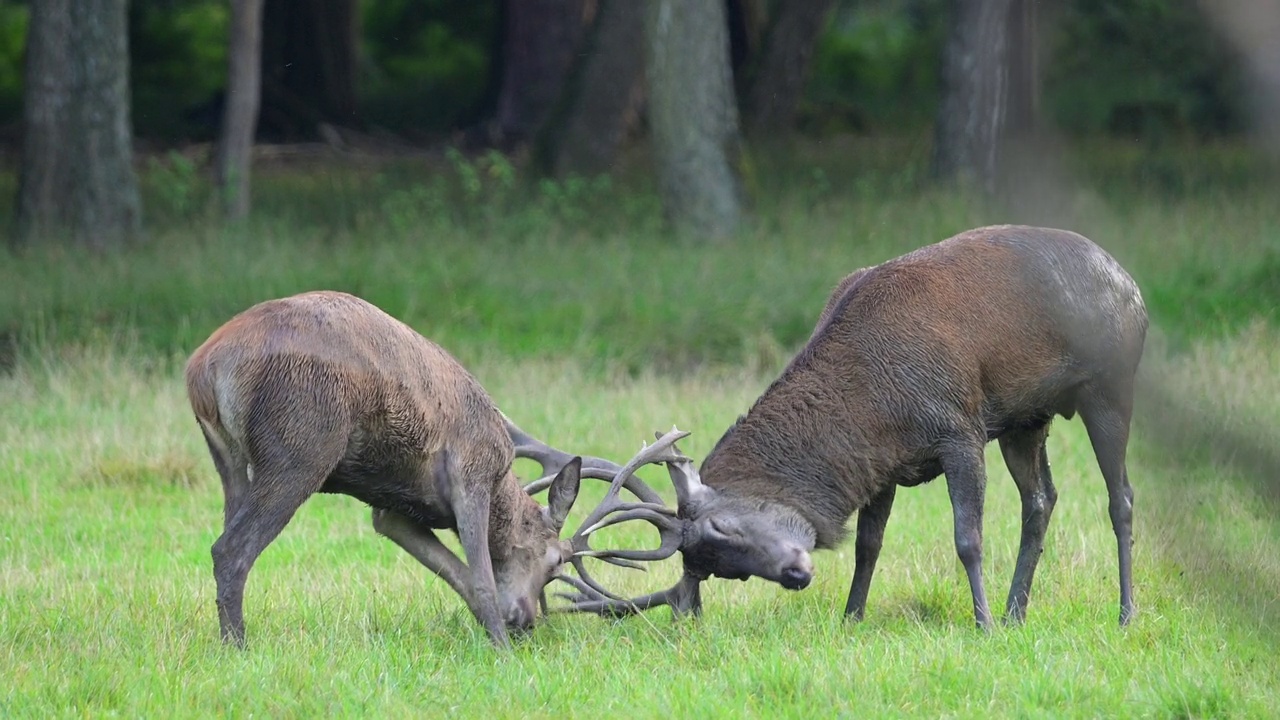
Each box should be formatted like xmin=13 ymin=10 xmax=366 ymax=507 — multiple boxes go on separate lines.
xmin=645 ymin=0 xmax=747 ymax=239
xmin=536 ymin=0 xmax=646 ymax=178
xmin=491 ymin=0 xmax=588 ymax=149
xmin=259 ymin=0 xmax=359 ymax=140
xmin=1004 ymin=0 xmax=1042 ymax=137
xmin=216 ymin=0 xmax=265 ymax=221
xmin=931 ymin=0 xmax=1015 ymax=193
xmin=14 ymin=0 xmax=141 ymax=249
xmin=742 ymin=0 xmax=836 ymax=134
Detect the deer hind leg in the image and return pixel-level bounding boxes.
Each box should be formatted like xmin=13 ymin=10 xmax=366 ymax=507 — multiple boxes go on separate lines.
xmin=372 ymin=509 xmax=481 ymax=619
xmin=1079 ymin=382 xmax=1137 ymax=626
xmin=844 ymin=484 xmax=897 ymax=620
xmin=210 ymin=423 xmax=347 ymax=647
xmin=998 ymin=422 xmax=1057 ymax=624
xmin=199 ymin=424 xmax=249 ymax=529
xmin=942 ymin=441 xmax=994 ymax=630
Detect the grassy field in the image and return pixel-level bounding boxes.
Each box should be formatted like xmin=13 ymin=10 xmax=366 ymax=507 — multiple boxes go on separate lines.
xmin=2 ymin=140 xmax=1279 ymax=717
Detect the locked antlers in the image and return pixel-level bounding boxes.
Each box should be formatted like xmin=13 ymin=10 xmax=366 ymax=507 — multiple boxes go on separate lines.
xmin=504 ymin=417 xmax=691 ymax=605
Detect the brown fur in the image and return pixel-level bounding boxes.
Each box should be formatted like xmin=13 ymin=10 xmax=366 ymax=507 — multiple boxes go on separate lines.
xmin=673 ymin=225 xmax=1148 ymax=627
xmin=186 ymin=291 xmax=580 ymax=648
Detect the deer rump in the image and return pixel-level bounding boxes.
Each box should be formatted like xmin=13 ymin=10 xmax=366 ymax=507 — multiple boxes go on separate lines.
xmin=562 ymin=225 xmax=1149 ymax=629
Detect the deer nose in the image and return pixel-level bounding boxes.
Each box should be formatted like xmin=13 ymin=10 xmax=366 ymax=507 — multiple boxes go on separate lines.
xmin=779 ymin=551 xmax=814 ymax=590
xmin=779 ymin=566 xmax=812 ymax=590
xmin=505 ymin=597 xmax=536 ymax=631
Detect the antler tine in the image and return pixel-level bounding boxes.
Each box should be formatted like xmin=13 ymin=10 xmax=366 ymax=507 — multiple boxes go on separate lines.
xmin=521 ymin=466 xmax=618 ymax=495
xmin=505 ymin=414 xmax=669 ymax=505
xmin=572 ymin=427 xmax=690 ymax=537
xmin=553 ymin=572 xmax=704 ymax=619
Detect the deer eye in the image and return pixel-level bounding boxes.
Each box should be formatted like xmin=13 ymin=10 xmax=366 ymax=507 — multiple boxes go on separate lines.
xmin=707 ymin=516 xmax=735 ymax=539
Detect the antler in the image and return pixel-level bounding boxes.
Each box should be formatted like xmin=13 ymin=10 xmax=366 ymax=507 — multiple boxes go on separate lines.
xmin=504 ymin=416 xmax=695 ymax=607
xmin=553 ymin=570 xmax=703 ymax=619
xmin=556 ymin=427 xmax=691 ymax=600
xmin=554 ymin=439 xmax=706 ymax=616
xmin=504 ymin=415 xmax=667 ymax=506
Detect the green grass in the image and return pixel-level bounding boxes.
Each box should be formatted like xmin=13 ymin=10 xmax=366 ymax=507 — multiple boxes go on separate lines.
xmin=2 ymin=138 xmax=1279 ymax=716
xmin=2 ymin=332 xmax=1279 ymax=717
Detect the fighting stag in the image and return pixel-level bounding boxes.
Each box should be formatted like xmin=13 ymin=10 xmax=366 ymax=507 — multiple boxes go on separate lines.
xmin=186 ymin=290 xmax=683 ymax=649
xmin=559 ymin=225 xmax=1149 ymax=629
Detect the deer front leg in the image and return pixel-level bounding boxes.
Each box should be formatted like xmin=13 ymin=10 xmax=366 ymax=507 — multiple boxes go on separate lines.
xmin=943 ymin=444 xmax=994 ymax=630
xmin=371 ymin=508 xmax=480 ymax=618
xmin=845 ymin=484 xmax=897 ymax=620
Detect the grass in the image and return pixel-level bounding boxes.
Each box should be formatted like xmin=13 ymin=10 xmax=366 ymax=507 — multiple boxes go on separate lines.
xmin=2 ymin=333 xmax=1279 ymax=718
xmin=1 ymin=137 xmax=1279 ymax=716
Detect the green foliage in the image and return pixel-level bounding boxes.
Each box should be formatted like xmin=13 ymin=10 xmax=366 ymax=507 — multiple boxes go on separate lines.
xmin=128 ymin=0 xmax=228 ymax=140
xmin=805 ymin=0 xmax=946 ymax=134
xmin=360 ymin=0 xmax=497 ymax=132
xmin=1045 ymin=0 xmax=1248 ymax=139
xmin=0 ymin=1 xmax=26 ymax=121
xmin=141 ymin=150 xmax=214 ymax=226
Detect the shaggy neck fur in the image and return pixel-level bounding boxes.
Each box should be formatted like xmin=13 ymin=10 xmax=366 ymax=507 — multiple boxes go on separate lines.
xmin=699 ymin=347 xmax=894 ymax=550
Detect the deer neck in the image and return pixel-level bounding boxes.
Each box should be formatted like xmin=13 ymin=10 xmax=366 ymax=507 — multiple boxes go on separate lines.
xmin=702 ymin=363 xmax=886 ymax=549
xmin=485 ymin=472 xmax=534 ymax=559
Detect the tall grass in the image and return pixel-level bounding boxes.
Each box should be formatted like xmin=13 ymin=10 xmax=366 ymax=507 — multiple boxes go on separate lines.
xmin=2 ymin=138 xmax=1277 ymax=369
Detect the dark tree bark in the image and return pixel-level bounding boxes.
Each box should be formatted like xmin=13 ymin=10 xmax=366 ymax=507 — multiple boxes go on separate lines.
xmin=645 ymin=0 xmax=746 ymax=239
xmin=259 ymin=0 xmax=359 ymax=140
xmin=492 ymin=0 xmax=588 ymax=149
xmin=14 ymin=0 xmax=141 ymax=249
xmin=931 ymin=0 xmax=1016 ymax=193
xmin=743 ymin=0 xmax=835 ymax=134
xmin=217 ymin=0 xmax=266 ymax=221
xmin=726 ymin=0 xmax=770 ymax=77
xmin=536 ymin=0 xmax=646 ymax=178
xmin=1004 ymin=0 xmax=1040 ymax=137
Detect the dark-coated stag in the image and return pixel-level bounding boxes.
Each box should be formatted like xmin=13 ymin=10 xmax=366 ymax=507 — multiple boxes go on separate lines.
xmin=564 ymin=225 xmax=1149 ymax=629
xmin=185 ymin=291 xmax=679 ymax=649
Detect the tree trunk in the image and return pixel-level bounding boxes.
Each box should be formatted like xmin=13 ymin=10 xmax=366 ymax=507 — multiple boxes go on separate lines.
xmin=259 ymin=0 xmax=359 ymax=140
xmin=726 ymin=0 xmax=770 ymax=78
xmin=743 ymin=0 xmax=835 ymax=134
xmin=536 ymin=0 xmax=646 ymax=178
xmin=492 ymin=0 xmax=588 ymax=149
xmin=14 ymin=0 xmax=141 ymax=249
xmin=1004 ymin=0 xmax=1040 ymax=137
xmin=217 ymin=0 xmax=265 ymax=221
xmin=931 ymin=0 xmax=1015 ymax=193
xmin=645 ymin=0 xmax=746 ymax=240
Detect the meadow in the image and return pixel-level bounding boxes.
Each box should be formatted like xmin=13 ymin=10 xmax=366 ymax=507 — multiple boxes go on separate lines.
xmin=2 ymin=138 xmax=1279 ymax=717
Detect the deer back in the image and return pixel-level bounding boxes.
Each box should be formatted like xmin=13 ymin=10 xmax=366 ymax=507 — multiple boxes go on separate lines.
xmin=185 ymin=291 xmax=517 ymax=517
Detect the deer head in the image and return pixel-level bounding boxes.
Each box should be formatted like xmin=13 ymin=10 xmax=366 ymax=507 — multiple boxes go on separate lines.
xmin=491 ymin=454 xmax=582 ymax=631
xmin=532 ymin=430 xmax=816 ymax=618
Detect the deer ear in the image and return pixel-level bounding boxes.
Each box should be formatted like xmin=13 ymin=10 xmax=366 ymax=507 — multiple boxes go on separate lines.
xmin=547 ymin=456 xmax=582 ymax=531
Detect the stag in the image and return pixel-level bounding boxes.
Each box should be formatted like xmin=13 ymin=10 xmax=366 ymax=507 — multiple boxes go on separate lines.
xmin=560 ymin=225 xmax=1149 ymax=629
xmin=184 ymin=290 xmax=685 ymax=648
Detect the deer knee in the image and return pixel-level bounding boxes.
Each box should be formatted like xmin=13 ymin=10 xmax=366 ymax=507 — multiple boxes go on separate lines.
xmin=1108 ymin=488 xmax=1133 ymax=531
xmin=954 ymin=532 xmax=983 ymax=568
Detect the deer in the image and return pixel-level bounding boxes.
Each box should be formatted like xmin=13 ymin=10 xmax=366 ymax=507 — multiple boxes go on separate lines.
xmin=557 ymin=225 xmax=1149 ymax=630
xmin=184 ymin=290 xmax=688 ymax=649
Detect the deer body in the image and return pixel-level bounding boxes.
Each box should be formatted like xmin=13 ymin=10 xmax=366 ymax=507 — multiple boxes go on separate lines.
xmin=185 ymin=291 xmax=582 ymax=648
xmin=571 ymin=225 xmax=1148 ymax=629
